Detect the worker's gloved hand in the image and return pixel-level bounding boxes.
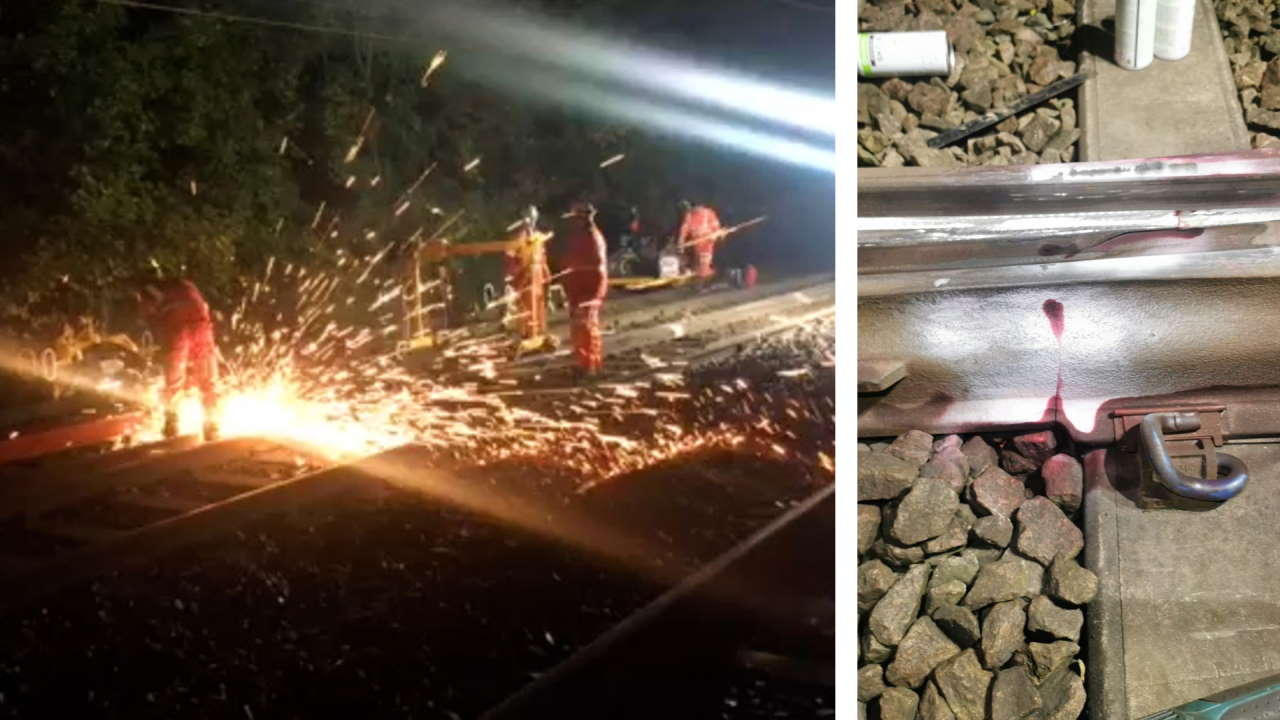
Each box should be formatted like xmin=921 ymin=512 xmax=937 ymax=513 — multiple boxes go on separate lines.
xmin=163 ymin=411 xmax=179 ymax=440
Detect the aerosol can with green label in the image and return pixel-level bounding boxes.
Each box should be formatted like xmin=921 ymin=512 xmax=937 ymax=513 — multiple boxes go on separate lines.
xmin=857 ymin=31 xmax=955 ymax=77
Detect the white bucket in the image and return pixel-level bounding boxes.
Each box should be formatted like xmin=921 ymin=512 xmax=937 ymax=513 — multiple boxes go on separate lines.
xmin=658 ymin=255 xmax=681 ymax=279
xmin=858 ymin=32 xmax=955 ymax=78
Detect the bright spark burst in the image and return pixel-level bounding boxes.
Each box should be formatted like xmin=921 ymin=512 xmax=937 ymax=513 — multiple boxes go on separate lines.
xmin=127 ymin=248 xmax=833 ymax=484
xmin=421 ymin=49 xmax=448 ymax=88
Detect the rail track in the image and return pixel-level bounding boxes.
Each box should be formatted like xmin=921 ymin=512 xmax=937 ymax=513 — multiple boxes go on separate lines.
xmin=0 ymin=276 xmax=833 ymax=716
xmin=0 ymin=437 xmax=339 ymax=615
xmin=0 ymin=274 xmax=833 ymax=621
xmin=484 ymin=278 xmax=835 ymax=393
xmin=0 ymin=448 xmax=833 ymax=718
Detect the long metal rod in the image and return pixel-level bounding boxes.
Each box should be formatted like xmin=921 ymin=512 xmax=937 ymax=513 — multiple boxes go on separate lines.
xmin=926 ymin=73 xmax=1090 ymax=149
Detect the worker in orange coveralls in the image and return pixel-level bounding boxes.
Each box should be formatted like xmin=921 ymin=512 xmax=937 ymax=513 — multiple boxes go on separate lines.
xmin=560 ymin=201 xmax=609 ymax=378
xmin=502 ymin=205 xmax=555 ymax=353
xmin=135 ymin=277 xmax=220 ymax=441
xmin=676 ymin=199 xmax=723 ymax=286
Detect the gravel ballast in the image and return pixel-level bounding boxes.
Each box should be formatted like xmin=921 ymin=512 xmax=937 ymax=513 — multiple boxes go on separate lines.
xmin=859 ymin=430 xmax=1096 ymax=720
xmin=858 ymin=0 xmax=1082 ymax=167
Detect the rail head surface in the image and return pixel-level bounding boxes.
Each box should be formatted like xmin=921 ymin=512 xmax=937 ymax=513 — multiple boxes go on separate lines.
xmin=857 ymin=150 xmax=1280 ymax=215
xmin=858 ymin=150 xmax=1280 ymax=281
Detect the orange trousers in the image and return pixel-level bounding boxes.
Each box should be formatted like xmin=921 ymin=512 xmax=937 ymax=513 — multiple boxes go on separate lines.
xmin=570 ymin=300 xmax=603 ymax=372
xmin=565 ymin=270 xmax=606 ymax=373
xmin=163 ymin=321 xmax=218 ymax=413
xmin=694 ymin=243 xmax=715 ymax=279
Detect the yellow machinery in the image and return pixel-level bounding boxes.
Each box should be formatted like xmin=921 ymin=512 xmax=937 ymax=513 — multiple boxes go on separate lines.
xmin=400 ymin=225 xmax=558 ymax=358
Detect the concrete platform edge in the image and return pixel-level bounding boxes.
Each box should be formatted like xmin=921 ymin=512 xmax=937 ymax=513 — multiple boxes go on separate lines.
xmin=1084 ymin=449 xmax=1130 ymax=719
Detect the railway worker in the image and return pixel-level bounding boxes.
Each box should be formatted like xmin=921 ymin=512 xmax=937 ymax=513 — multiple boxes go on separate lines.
xmin=560 ymin=201 xmax=609 ymax=378
xmin=503 ymin=205 xmax=554 ymax=350
xmin=675 ymin=199 xmax=723 ymax=286
xmin=134 ymin=276 xmax=220 ymax=442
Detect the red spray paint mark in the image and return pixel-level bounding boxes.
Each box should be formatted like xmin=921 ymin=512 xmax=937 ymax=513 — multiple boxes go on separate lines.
xmin=1043 ymin=299 xmax=1065 ymax=423
xmin=1043 ymin=299 xmax=1065 ymax=341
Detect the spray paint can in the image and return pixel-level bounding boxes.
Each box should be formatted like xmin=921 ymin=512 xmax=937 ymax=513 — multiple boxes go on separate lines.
xmin=1154 ymin=0 xmax=1196 ymax=61
xmin=858 ymin=32 xmax=955 ymax=78
xmin=1115 ymin=0 xmax=1157 ymax=70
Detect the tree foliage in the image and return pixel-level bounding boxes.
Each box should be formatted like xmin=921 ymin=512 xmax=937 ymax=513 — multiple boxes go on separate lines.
xmin=0 ymin=0 xmax=833 ymax=335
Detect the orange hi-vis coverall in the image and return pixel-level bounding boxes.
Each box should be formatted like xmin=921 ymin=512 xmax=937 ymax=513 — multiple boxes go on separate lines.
xmin=142 ymin=279 xmax=218 ymax=414
xmin=677 ymin=205 xmax=723 ymax=279
xmin=561 ymin=214 xmax=609 ymax=373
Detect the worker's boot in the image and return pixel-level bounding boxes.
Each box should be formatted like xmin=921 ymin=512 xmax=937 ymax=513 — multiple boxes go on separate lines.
xmin=202 ymin=420 xmax=220 ymax=443
xmin=162 ymin=411 xmax=179 ymax=440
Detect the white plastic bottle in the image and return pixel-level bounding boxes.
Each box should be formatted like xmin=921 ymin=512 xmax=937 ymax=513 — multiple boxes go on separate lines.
xmin=1115 ymin=0 xmax=1157 ymax=70
xmin=858 ymin=32 xmax=955 ymax=77
xmin=1154 ymin=0 xmax=1196 ymax=60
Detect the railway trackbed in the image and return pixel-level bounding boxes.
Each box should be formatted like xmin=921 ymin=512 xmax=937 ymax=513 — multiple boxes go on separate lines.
xmin=0 ymin=445 xmax=833 ymax=718
xmin=0 ymin=437 xmax=341 ymax=615
xmin=481 ymin=280 xmax=835 ymax=393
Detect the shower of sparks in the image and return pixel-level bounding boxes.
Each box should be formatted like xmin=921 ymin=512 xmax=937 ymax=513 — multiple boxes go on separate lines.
xmin=122 ymin=243 xmax=833 ymax=486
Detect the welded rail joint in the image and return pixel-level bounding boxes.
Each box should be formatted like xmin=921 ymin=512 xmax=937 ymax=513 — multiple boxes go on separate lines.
xmin=1140 ymin=412 xmax=1248 ymax=502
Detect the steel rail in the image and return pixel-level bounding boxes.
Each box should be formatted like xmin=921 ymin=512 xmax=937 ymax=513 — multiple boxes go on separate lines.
xmin=0 ymin=443 xmax=368 ymax=617
xmin=0 ymin=437 xmax=281 ymax=520
xmin=858 ymin=245 xmax=1280 ymax=297
xmin=482 ymin=485 xmax=834 ymax=719
xmin=0 ymin=411 xmax=147 ymax=466
xmin=858 ymin=150 xmax=1280 ymax=277
xmin=489 ymin=287 xmax=833 ymax=395
xmin=507 ymin=274 xmax=835 ymax=369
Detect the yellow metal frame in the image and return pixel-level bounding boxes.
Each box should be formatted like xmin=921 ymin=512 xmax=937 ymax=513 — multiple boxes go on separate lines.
xmin=402 ymin=228 xmax=557 ymax=355
xmin=609 ymin=274 xmax=696 ymax=291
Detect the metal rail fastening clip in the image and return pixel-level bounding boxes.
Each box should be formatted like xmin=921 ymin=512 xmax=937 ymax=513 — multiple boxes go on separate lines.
xmin=1112 ymin=407 xmax=1248 ymax=503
